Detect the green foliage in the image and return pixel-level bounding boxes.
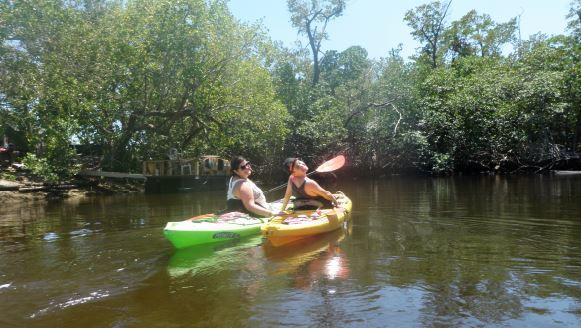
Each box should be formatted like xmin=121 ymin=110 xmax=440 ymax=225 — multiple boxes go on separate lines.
xmin=293 ymin=96 xmax=348 ymax=157
xmin=22 ymin=152 xmax=80 ymax=184
xmin=404 ymin=0 xmax=452 ymax=68
xmin=1 ymin=0 xmax=578 ymax=182
xmin=1 ymin=0 xmax=289 ymax=180
xmin=21 ymin=154 xmax=58 ymax=184
xmin=445 ymin=10 xmax=517 ymax=60
xmin=0 ymin=171 xmax=17 ymax=182
xmin=414 ymin=43 xmax=573 ymax=173
xmin=287 ymin=0 xmax=346 ymax=84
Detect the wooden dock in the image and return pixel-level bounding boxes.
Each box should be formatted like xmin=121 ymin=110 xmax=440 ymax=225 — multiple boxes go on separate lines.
xmin=78 ymin=170 xmax=146 ymax=180
xmin=77 ymin=156 xmax=230 ymax=193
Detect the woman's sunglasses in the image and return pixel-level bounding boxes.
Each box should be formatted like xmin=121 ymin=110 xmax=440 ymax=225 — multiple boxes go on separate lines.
xmin=239 ymin=162 xmax=251 ymax=170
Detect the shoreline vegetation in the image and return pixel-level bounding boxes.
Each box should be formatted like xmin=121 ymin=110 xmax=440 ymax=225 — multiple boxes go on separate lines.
xmin=2 ymin=153 xmax=580 ymax=203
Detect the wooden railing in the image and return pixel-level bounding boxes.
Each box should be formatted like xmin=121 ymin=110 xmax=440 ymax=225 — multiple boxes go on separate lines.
xmin=142 ymin=157 xmax=230 ymax=177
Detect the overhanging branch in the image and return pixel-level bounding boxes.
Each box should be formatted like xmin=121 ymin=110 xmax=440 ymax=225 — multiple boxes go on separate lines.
xmin=345 ymin=101 xmax=403 ymax=137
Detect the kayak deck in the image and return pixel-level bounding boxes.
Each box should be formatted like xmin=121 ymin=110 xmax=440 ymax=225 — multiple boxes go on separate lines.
xmin=261 ymin=192 xmax=352 ymax=247
xmin=164 ymin=199 xmax=289 ymax=249
xmin=164 ymin=212 xmax=266 ymax=249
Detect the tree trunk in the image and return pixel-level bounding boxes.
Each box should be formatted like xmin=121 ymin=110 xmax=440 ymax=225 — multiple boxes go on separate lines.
xmin=111 ymin=114 xmax=139 ymax=171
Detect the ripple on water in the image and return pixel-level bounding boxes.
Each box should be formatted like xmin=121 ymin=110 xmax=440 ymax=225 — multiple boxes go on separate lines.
xmin=43 ymin=232 xmax=59 ymax=241
xmin=30 ymin=290 xmax=111 ymax=319
xmin=0 ymin=282 xmax=12 ymax=289
xmin=69 ymin=228 xmax=96 ymax=237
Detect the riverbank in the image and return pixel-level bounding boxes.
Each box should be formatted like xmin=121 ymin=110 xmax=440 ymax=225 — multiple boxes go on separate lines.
xmin=2 ymin=158 xmax=580 ymax=204
xmin=0 ymin=173 xmax=144 ymax=203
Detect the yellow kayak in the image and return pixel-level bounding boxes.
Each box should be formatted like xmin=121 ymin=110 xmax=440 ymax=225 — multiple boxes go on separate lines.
xmin=261 ymin=192 xmax=352 ymax=247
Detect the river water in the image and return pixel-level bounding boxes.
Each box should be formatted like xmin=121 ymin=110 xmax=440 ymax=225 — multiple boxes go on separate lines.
xmin=0 ymin=175 xmax=580 ymax=327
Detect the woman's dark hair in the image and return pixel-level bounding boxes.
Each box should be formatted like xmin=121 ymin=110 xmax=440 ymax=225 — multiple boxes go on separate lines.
xmin=230 ymin=156 xmax=247 ymax=176
xmin=283 ymin=157 xmax=298 ymax=173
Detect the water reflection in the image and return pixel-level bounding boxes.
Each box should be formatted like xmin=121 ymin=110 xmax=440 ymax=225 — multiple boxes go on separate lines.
xmin=343 ymin=176 xmax=581 ymax=326
xmin=0 ymin=190 xmax=226 ymax=253
xmin=263 ymin=221 xmax=351 ymax=289
xmin=0 ymin=176 xmax=580 ymax=327
xmin=167 ymin=235 xmax=264 ymax=278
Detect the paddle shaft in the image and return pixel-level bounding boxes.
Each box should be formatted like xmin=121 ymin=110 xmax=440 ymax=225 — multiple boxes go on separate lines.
xmin=265 ymin=170 xmax=317 ymax=194
xmin=264 ymin=155 xmax=345 ymax=194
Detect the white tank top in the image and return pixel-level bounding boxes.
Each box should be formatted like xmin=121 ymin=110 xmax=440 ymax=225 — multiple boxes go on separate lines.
xmin=227 ymin=176 xmax=268 ymax=209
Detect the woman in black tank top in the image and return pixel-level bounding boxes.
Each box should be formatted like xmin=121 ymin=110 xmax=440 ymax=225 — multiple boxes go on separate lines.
xmin=280 ymin=157 xmax=338 ymax=211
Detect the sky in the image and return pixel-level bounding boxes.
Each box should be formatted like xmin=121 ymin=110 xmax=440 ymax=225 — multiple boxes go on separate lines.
xmin=227 ymin=0 xmax=573 ymax=60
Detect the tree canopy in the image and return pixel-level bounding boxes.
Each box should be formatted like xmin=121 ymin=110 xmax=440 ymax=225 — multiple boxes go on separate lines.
xmin=1 ymin=0 xmax=578 ymax=181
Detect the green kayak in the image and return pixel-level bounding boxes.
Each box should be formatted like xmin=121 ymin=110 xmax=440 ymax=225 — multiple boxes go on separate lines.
xmin=164 ymin=211 xmax=267 ymax=249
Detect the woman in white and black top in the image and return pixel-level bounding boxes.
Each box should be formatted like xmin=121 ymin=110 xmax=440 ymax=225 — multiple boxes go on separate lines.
xmin=226 ymin=156 xmax=280 ymax=218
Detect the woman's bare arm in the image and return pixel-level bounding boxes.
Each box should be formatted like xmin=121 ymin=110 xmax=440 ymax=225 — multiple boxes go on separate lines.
xmin=237 ymin=182 xmax=275 ymax=217
xmin=280 ymin=177 xmax=293 ymax=211
xmin=305 ymin=178 xmax=337 ymax=206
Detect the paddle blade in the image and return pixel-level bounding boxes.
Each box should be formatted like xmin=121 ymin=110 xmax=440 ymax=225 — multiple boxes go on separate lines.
xmin=314 ymin=155 xmax=345 ymax=173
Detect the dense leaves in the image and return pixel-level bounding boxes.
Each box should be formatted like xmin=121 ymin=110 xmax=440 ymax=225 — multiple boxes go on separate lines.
xmin=0 ymin=0 xmax=578 ymax=181
xmin=287 ymin=0 xmax=346 ymax=85
xmin=1 ymin=0 xmax=288 ymax=179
